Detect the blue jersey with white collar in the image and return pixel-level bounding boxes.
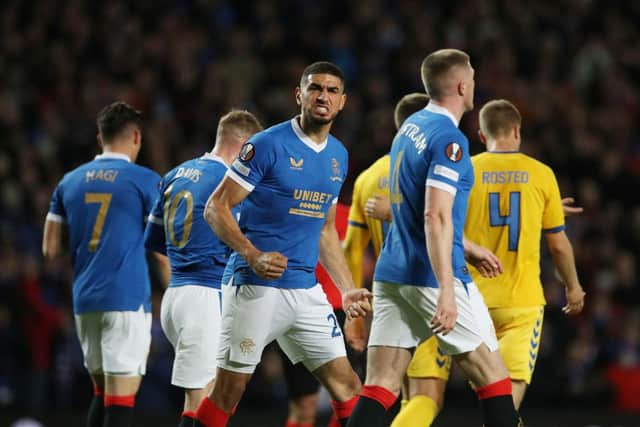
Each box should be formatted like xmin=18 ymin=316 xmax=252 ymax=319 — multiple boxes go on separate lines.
xmin=227 ymin=118 xmax=348 ymax=289
xmin=47 ymin=153 xmax=160 ymax=314
xmin=144 ymin=153 xmax=238 ymax=289
xmin=374 ymin=104 xmax=474 ymax=287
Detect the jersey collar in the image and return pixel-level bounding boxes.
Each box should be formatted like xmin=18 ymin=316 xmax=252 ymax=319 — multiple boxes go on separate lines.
xmin=201 ymin=152 xmax=228 ymax=166
xmin=95 ymin=152 xmax=131 ymax=162
xmin=425 ymin=102 xmax=459 ymax=127
xmin=291 ymin=117 xmax=327 ymax=153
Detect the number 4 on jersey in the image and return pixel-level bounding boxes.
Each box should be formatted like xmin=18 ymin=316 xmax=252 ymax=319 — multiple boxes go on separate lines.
xmin=489 ymin=192 xmax=521 ymax=251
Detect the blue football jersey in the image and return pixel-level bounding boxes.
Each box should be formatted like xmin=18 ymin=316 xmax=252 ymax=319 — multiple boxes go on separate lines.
xmin=226 ymin=118 xmax=348 ymax=289
xmin=47 ymin=153 xmax=160 ymax=314
xmin=374 ymin=103 xmax=474 ymax=287
xmin=144 ymin=153 xmax=237 ymax=289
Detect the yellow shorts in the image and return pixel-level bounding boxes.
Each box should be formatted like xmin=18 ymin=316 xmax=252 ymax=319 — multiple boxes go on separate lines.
xmin=406 ymin=336 xmax=452 ymax=380
xmin=490 ymin=306 xmax=544 ymax=384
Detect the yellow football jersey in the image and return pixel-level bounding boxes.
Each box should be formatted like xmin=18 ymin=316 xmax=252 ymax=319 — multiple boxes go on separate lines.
xmin=344 ymin=155 xmax=390 ymax=287
xmin=464 ymin=152 xmax=565 ymax=308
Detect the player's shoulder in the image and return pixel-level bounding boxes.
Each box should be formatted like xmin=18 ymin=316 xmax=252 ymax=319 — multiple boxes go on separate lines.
xmin=129 ymin=163 xmax=162 ymax=182
xmin=327 ymin=133 xmax=348 ymax=158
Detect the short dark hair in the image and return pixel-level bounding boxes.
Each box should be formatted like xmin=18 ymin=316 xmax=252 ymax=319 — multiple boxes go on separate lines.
xmin=217 ymin=110 xmax=263 ymax=137
xmin=479 ymin=99 xmax=522 ymax=139
xmin=300 ymin=61 xmax=345 ymax=89
xmin=97 ymin=101 xmax=142 ymax=143
xmin=420 ymin=49 xmax=470 ymax=100
xmin=394 ymin=93 xmax=430 ymax=129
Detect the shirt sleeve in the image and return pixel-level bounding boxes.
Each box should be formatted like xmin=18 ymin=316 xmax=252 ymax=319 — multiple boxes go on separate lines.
xmin=424 ymin=131 xmax=471 ymax=196
xmin=46 ymin=182 xmax=66 ymax=223
xmin=542 ymin=168 xmax=565 ymax=233
xmin=227 ymin=133 xmax=275 ymax=192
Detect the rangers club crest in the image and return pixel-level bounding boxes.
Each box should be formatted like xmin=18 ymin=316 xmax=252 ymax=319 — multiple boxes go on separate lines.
xmin=445 ymin=142 xmax=463 ymax=162
xmin=330 ymin=158 xmax=342 ymax=182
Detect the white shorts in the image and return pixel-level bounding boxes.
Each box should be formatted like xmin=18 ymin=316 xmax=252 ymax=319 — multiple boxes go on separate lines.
xmin=368 ymin=280 xmax=498 ymax=355
xmin=217 ymin=284 xmax=346 ymax=374
xmin=75 ymin=306 xmax=151 ymax=376
xmin=161 ymin=285 xmax=222 ymax=389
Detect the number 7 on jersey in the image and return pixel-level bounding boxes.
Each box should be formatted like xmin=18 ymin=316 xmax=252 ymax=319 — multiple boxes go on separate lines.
xmin=84 ymin=193 xmax=112 ymax=252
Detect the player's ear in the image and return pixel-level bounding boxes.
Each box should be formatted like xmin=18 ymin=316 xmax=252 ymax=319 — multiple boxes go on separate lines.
xmin=338 ymin=93 xmax=347 ymax=111
xmin=97 ymin=133 xmax=103 ymax=149
xmin=295 ymin=86 xmax=302 ymax=106
xmin=132 ymin=127 xmax=141 ymax=146
xmin=458 ymin=80 xmax=465 ymax=97
xmin=478 ymin=129 xmax=488 ymax=146
xmin=513 ymin=125 xmax=520 ymax=142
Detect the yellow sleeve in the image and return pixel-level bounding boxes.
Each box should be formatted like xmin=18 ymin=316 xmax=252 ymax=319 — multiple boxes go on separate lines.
xmin=343 ymin=175 xmax=370 ymax=287
xmin=542 ymin=168 xmax=565 ymax=233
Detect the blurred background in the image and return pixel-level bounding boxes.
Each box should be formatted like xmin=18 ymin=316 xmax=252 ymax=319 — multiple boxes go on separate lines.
xmin=1 ymin=0 xmax=639 ymax=426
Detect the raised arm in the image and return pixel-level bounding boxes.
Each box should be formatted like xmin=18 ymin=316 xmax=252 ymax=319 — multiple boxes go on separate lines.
xmin=204 ymin=176 xmax=287 ymax=280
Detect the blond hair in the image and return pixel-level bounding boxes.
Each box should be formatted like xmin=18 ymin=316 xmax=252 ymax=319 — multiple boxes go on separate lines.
xmin=479 ymin=100 xmax=522 ymax=139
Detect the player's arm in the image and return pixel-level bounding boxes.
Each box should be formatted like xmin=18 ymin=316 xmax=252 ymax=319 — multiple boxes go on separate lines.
xmin=342 ymin=177 xmax=370 ymax=287
xmin=424 ymin=186 xmax=457 ymax=335
xmin=42 ymin=218 xmax=63 ymax=260
xmin=320 ymin=204 xmax=372 ymax=318
xmin=462 ymin=237 xmax=503 ymax=278
xmin=204 ymin=176 xmax=287 ymax=280
xmin=544 ymin=231 xmax=585 ymax=314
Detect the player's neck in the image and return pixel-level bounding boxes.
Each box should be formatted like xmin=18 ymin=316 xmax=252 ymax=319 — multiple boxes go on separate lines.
xmin=429 ymin=99 xmax=464 ymax=126
xmin=487 ymin=139 xmax=519 ymax=153
xmin=102 ymin=144 xmax=133 ymax=161
xmin=297 ymin=115 xmax=331 ymax=144
xmin=210 ymin=147 xmax=235 ymax=166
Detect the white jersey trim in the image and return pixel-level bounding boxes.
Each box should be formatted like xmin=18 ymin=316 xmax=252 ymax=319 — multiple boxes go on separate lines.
xmin=46 ymin=212 xmax=66 ymax=223
xmin=226 ymin=169 xmax=255 ymax=192
xmin=201 ymin=152 xmax=228 ymax=167
xmin=433 ymin=164 xmax=459 ymax=182
xmin=291 ymin=117 xmax=327 ymax=153
xmin=426 ymin=178 xmax=457 ymax=196
xmin=147 ymin=214 xmax=163 ymax=225
xmin=95 ymin=152 xmax=131 ymax=162
xmin=425 ymin=102 xmax=459 ymax=127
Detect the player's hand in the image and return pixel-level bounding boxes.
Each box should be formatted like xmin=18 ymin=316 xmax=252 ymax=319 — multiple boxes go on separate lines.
xmin=431 ymin=287 xmax=457 ymax=335
xmin=247 ymin=251 xmax=288 ymax=280
xmin=343 ymin=288 xmax=373 ymax=320
xmin=562 ymin=285 xmax=585 ymax=315
xmin=365 ymin=195 xmax=392 ymax=221
xmin=561 ymin=197 xmax=583 ymax=217
xmin=464 ymin=241 xmax=503 ymax=278
xmin=344 ymin=316 xmax=368 ymax=352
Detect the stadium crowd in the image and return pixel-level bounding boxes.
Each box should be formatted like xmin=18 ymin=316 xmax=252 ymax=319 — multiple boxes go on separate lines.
xmin=1 ymin=0 xmax=639 ymax=419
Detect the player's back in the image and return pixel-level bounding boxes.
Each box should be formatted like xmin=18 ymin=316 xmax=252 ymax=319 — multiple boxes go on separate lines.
xmin=375 ymin=107 xmax=473 ymax=287
xmin=152 ymin=153 xmax=233 ymax=288
xmin=49 ymin=153 xmax=160 ymax=313
xmin=349 ymin=155 xmax=390 ymax=257
xmin=465 ymin=152 xmax=565 ymax=307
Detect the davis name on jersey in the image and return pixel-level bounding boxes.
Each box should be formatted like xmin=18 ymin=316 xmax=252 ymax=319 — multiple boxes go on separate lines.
xmin=374 ymin=104 xmax=473 ymax=288
xmin=144 ymin=153 xmax=237 ymax=289
xmin=227 ymin=118 xmax=348 ymax=289
xmin=47 ymin=153 xmax=160 ymax=314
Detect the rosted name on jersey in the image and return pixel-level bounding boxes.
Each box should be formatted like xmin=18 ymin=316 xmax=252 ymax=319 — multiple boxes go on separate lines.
xmin=85 ymin=169 xmax=119 ymax=183
xmin=481 ymin=170 xmax=529 ymax=185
